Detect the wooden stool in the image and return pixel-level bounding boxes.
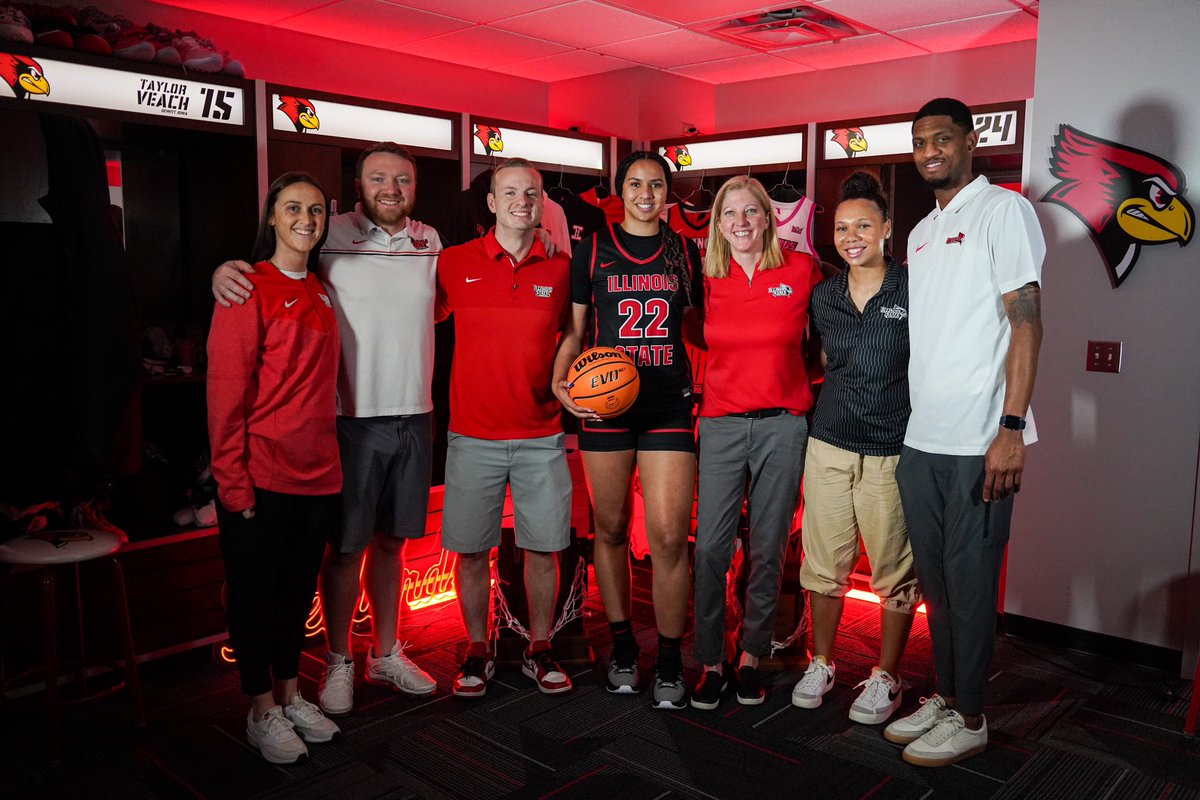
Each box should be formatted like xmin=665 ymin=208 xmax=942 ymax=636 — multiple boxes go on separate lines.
xmin=0 ymin=528 xmax=145 ymax=758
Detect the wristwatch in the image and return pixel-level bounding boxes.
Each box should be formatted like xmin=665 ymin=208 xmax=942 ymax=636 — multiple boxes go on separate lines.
xmin=999 ymin=415 xmax=1026 ymax=431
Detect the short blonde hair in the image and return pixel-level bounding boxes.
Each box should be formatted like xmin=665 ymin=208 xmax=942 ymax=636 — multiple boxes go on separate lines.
xmin=704 ymin=176 xmax=783 ymax=279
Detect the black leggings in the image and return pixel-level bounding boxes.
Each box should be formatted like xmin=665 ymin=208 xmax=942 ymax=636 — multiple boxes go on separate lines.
xmin=217 ymin=488 xmax=339 ymax=697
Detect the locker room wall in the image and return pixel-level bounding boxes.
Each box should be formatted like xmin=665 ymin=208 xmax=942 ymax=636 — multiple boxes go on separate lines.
xmin=1008 ymin=0 xmax=1200 ymax=676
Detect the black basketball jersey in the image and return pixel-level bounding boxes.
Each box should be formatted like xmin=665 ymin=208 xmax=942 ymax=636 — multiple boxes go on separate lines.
xmin=571 ymin=223 xmax=702 ymax=411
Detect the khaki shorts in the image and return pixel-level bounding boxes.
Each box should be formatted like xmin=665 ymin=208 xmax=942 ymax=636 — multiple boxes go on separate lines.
xmin=799 ymin=437 xmax=919 ymax=613
xmin=441 ymin=432 xmax=572 ymax=554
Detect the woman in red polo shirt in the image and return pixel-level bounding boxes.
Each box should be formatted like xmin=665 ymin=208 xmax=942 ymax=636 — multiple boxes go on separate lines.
xmin=208 ymin=172 xmax=342 ymax=763
xmin=690 ymin=176 xmax=821 ymax=710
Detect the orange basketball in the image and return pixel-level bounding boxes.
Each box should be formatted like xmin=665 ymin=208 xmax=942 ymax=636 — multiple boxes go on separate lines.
xmin=567 ymin=347 xmax=640 ymax=418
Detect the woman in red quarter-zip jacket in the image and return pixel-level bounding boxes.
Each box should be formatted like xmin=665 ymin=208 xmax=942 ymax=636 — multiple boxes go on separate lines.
xmin=207 ymin=172 xmax=342 ymax=765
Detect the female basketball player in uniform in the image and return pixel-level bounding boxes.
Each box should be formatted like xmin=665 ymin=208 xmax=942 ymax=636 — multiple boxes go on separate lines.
xmin=689 ymin=176 xmax=821 ymax=710
xmin=552 ymin=151 xmax=702 ymax=709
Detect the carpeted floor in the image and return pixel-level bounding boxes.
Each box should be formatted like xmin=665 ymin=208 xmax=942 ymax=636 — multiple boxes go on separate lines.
xmin=3 ymin=561 xmax=1198 ymax=800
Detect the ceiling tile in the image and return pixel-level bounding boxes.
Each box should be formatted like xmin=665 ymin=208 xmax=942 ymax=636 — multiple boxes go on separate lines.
xmin=669 ymin=54 xmax=812 ymax=85
xmin=890 ymin=10 xmax=1038 ymax=52
xmin=492 ymin=49 xmax=638 ymax=81
xmin=275 ymin=0 xmax=472 ymax=46
xmin=602 ymin=1 xmax=776 ymax=25
xmin=776 ymin=33 xmax=927 ymax=69
xmin=594 ymin=29 xmax=753 ymax=68
xmin=493 ymin=1 xmax=676 ymax=49
xmin=814 ymin=0 xmax=1017 ymax=32
xmin=381 ymin=0 xmax=568 ymax=24
xmin=402 ymin=25 xmax=573 ymax=68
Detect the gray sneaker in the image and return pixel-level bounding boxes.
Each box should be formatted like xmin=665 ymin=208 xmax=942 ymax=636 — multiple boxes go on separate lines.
xmin=606 ymin=649 xmax=640 ymax=694
xmin=652 ymin=667 xmax=686 ymax=710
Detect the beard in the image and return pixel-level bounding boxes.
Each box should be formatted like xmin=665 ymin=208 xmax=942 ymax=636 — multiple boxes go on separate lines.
xmin=363 ymin=195 xmax=410 ymax=227
xmin=924 ymin=174 xmax=954 ymax=190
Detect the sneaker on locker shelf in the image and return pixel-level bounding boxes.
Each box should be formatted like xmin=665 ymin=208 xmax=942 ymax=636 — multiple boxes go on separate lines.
xmin=246 ymin=706 xmax=307 ymax=764
xmin=221 ymin=53 xmax=245 ymax=78
xmin=0 ymin=6 xmax=34 ymax=43
xmin=174 ymin=34 xmax=223 ymax=72
xmin=144 ymin=23 xmax=181 ymax=65
xmin=365 ymin=641 xmax=437 ymax=696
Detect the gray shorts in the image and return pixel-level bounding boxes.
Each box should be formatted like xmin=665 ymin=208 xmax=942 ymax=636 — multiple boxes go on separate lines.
xmin=333 ymin=414 xmax=433 ymax=554
xmin=441 ymin=432 xmax=572 ymax=554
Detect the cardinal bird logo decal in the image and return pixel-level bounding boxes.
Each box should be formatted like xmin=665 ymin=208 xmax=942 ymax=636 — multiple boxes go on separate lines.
xmin=474 ymin=125 xmax=503 ymax=155
xmin=830 ymin=127 xmax=867 ymax=157
xmin=0 ymin=53 xmax=50 ymax=100
xmin=278 ymin=95 xmax=319 ymax=133
xmin=662 ymin=145 xmax=692 ymax=171
xmin=1042 ymin=124 xmax=1193 ymax=287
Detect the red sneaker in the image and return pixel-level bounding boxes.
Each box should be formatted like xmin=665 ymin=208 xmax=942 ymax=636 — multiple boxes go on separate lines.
xmin=522 ymin=647 xmax=572 ymax=695
xmin=452 ymin=652 xmax=495 ymax=698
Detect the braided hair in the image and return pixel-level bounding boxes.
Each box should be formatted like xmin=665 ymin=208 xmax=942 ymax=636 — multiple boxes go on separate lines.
xmin=615 ymin=149 xmax=694 ymax=306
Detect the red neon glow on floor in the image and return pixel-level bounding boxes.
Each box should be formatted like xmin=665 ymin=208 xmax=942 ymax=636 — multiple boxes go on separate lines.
xmin=846 ymin=588 xmax=927 ymax=614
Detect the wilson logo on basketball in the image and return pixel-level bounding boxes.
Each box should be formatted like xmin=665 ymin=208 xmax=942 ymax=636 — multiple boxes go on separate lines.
xmin=567 ymin=346 xmax=640 ymax=419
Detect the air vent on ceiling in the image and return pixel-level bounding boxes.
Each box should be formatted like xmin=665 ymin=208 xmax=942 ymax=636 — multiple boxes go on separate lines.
xmin=703 ymin=4 xmax=872 ymax=50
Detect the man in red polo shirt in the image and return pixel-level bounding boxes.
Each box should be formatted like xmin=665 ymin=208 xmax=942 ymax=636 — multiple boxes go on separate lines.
xmin=436 ymin=158 xmax=574 ymax=697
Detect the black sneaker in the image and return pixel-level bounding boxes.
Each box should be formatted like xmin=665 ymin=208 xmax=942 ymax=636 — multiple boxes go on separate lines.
xmin=689 ymin=669 xmax=728 ymax=710
xmin=736 ymin=665 xmax=765 ymax=706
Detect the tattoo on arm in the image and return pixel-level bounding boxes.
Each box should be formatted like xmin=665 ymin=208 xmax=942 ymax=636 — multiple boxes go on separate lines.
xmin=1006 ymin=282 xmax=1041 ymax=328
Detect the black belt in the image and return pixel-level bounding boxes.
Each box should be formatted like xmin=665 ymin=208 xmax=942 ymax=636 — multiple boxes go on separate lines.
xmin=729 ymin=408 xmax=788 ymax=419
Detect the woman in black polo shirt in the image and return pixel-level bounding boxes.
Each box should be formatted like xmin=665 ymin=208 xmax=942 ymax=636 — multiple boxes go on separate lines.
xmin=790 ymin=173 xmax=918 ymax=726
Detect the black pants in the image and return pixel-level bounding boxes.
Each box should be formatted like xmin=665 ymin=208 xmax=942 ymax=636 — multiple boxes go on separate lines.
xmin=218 ymin=488 xmax=339 ymax=697
xmin=895 ymin=447 xmax=1012 ymax=716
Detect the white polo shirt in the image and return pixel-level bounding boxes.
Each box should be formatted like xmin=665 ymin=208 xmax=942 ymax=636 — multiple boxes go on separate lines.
xmin=319 ymin=205 xmax=441 ymax=417
xmin=905 ymin=175 xmax=1045 ymax=456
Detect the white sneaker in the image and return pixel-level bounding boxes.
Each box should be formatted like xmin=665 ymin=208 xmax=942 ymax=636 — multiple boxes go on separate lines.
xmin=284 ymin=693 xmax=341 ymax=743
xmin=246 ymin=706 xmax=308 ymax=764
xmin=366 ymin=641 xmax=436 ymax=696
xmin=791 ymin=657 xmax=835 ymax=709
xmin=902 ymin=711 xmax=988 ymax=767
xmin=883 ymin=693 xmax=950 ymax=744
xmin=318 ymin=652 xmax=355 ymax=716
xmin=849 ymin=667 xmax=902 ymax=725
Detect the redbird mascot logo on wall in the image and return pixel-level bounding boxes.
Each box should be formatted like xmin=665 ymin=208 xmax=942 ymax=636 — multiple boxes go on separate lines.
xmin=0 ymin=53 xmax=50 ymax=100
xmin=830 ymin=127 xmax=868 ymax=157
xmin=474 ymin=124 xmax=503 ymax=155
xmin=662 ymin=145 xmax=692 ymax=170
xmin=278 ymin=96 xmax=319 ymax=133
xmin=1042 ymin=124 xmax=1193 ymax=288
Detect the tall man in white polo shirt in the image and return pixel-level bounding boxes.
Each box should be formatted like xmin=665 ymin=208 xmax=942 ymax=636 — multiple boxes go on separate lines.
xmin=883 ymin=99 xmax=1044 ymax=767
xmin=213 ymin=143 xmax=440 ymax=715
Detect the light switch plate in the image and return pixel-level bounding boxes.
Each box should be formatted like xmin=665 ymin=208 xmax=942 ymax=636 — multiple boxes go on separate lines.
xmin=1086 ymin=340 xmax=1122 ymax=373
